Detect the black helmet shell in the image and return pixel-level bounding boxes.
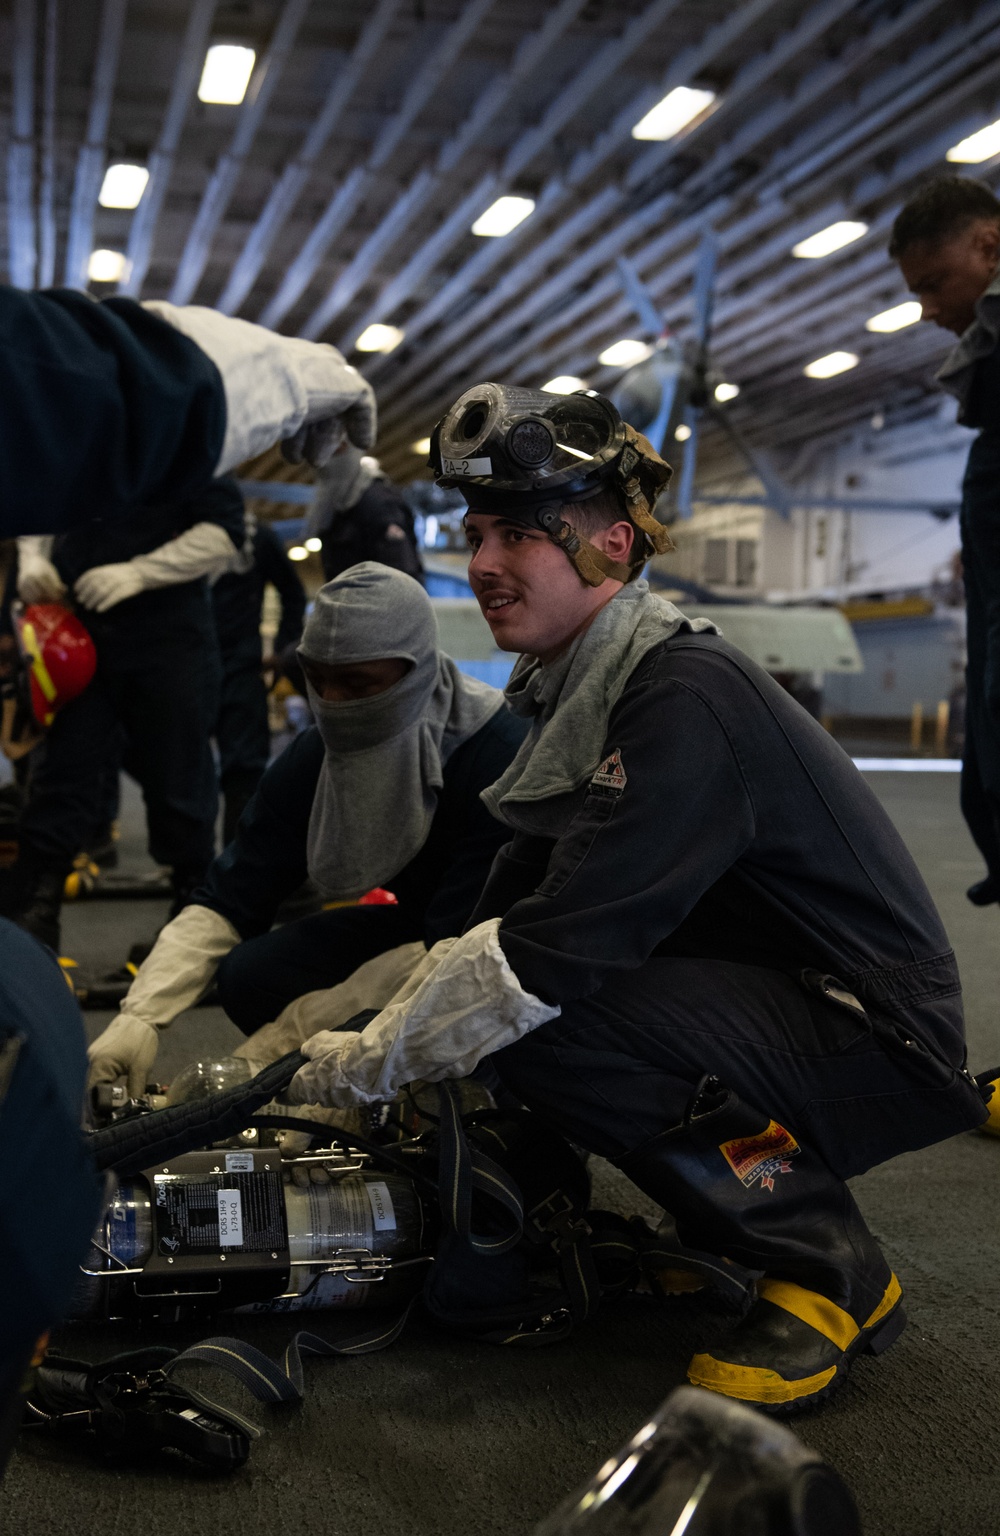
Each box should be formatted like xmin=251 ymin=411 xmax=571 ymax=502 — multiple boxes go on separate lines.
xmin=431 ymin=382 xmax=626 ymax=510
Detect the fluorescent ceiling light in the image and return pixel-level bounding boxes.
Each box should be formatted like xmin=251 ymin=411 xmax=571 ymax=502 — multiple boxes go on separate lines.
xmin=674 ymin=423 xmax=692 ymax=441
xmin=598 ymin=338 xmax=652 ymax=368
xmin=304 ymin=537 xmax=322 ymax=553
xmin=88 ymin=248 xmax=127 ymax=282
xmin=542 ymin=375 xmax=586 ymax=394
xmin=803 ymin=350 xmax=859 ymax=379
xmin=412 ymin=437 xmax=432 ymax=456
xmin=471 ymin=195 xmax=535 ymax=238
xmin=287 ymin=545 xmax=308 ymax=561
xmin=632 ymin=85 xmax=716 ymax=142
xmin=355 ymin=322 xmax=404 ymax=353
xmin=865 ymin=300 xmax=921 ymax=333
xmin=714 ymin=381 xmax=740 ymax=402
xmin=792 ymin=220 xmax=868 ymax=259
xmin=947 ymin=118 xmax=1000 ymax=163
xmin=198 ymin=44 xmax=256 ymax=105
xmin=99 ymin=163 xmax=149 ymax=209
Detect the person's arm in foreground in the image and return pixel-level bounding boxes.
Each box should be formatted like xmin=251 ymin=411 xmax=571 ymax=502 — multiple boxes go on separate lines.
xmin=0 ymin=288 xmax=375 ymax=537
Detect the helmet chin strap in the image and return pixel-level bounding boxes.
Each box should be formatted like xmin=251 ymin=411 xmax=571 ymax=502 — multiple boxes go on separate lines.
xmin=539 ymin=427 xmax=676 ymax=588
xmin=547 ymin=517 xmax=635 ymax=588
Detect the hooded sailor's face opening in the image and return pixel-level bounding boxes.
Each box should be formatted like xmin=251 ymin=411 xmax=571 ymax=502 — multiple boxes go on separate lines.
xmin=301 ymin=655 xmax=412 ymax=702
xmin=464 ymin=508 xmax=634 ymax=664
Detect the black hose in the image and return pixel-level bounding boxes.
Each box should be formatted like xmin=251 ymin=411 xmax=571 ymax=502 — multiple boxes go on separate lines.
xmin=89 ymin=1050 xmax=307 ymax=1174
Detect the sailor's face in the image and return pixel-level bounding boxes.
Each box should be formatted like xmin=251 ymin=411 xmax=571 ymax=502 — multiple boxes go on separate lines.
xmin=465 ymin=512 xmax=611 ymax=663
xmin=898 ymin=220 xmax=1000 ymax=336
xmin=302 ymin=656 xmax=411 ymax=701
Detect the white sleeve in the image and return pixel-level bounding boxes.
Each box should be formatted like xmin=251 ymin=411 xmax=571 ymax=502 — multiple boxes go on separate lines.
xmin=287 ymin=919 xmax=560 ymax=1107
xmin=121 ymin=903 xmax=242 ymax=1030
xmin=230 ymin=940 xmax=429 ymax=1065
xmin=130 ymin=521 xmax=236 ymax=589
xmin=17 ymin=534 xmax=55 ymax=560
xmin=143 ymin=301 xmax=376 ymax=471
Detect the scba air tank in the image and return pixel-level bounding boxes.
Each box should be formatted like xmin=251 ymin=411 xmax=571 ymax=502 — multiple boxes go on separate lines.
xmin=72 ymin=1147 xmax=428 ymax=1324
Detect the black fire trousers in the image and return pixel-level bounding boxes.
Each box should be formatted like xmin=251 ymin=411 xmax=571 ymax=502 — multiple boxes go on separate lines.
xmin=489 ymin=959 xmax=983 ymax=1181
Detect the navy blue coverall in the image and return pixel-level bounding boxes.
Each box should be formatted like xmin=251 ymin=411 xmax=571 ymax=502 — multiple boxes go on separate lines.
xmin=211 ymin=520 xmax=306 ymax=844
xmin=957 ymin=348 xmax=1000 ymax=888
xmin=473 ymin=633 xmax=987 ymax=1178
xmin=194 ymin=709 xmax=527 ymax=1033
xmin=19 ymin=478 xmax=244 ymax=887
xmin=320 ymin=478 xmax=424 ymax=585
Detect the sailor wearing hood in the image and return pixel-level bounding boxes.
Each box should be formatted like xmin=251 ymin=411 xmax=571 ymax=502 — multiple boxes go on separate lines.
xmin=86 ymin=562 xmax=525 ymax=1095
xmin=309 ymin=444 xmax=423 ymax=584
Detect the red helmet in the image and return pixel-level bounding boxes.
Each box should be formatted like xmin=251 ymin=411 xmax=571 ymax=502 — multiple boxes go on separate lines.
xmin=14 ymin=604 xmax=97 ymax=727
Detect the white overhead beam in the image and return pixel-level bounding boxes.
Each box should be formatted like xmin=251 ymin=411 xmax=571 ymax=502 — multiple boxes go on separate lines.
xmin=340 ymin=171 xmax=500 ymax=354
xmin=370 ymin=0 xmax=796 ymax=409
xmin=374 ymin=0 xmax=950 ymax=444
xmin=537 ymin=4 xmax=994 ymax=385
xmin=168 ymin=0 xmax=312 ymax=306
xmin=260 ymin=0 xmax=499 ymax=332
xmin=216 ymin=0 xmax=405 ymax=317
xmin=36 ymin=0 xmax=59 ymax=290
xmin=432 ymin=105 xmax=990 ymax=464
xmin=64 ymin=0 xmax=128 ymax=289
xmin=368 ymin=0 xmax=788 ymax=385
xmin=118 ymin=0 xmax=219 ymax=297
xmin=7 ymin=0 xmax=36 ymax=288
xmin=300 ymin=167 xmax=436 ymax=340
xmin=437 ymin=0 xmax=589 ymax=178
xmin=301 ymin=0 xmax=590 ymax=341
xmin=377 ymin=98 xmax=974 ymax=476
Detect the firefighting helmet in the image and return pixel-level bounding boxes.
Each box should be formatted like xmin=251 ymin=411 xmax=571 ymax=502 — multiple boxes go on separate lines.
xmin=14 ymin=604 xmax=97 ymax=727
xmin=429 ymin=382 xmax=674 ymax=586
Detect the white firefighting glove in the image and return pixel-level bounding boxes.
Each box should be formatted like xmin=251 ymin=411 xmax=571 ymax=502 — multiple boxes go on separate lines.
xmin=143 ymin=302 xmax=377 ymax=472
xmin=231 ymin=940 xmax=428 ymax=1067
xmin=74 ymin=522 xmax=236 ymax=612
xmin=286 ymin=918 xmax=559 ymax=1109
xmin=86 ymin=1016 xmax=161 ymax=1100
xmin=87 ymin=904 xmax=241 ymax=1093
xmin=16 ymin=536 xmax=67 ymax=602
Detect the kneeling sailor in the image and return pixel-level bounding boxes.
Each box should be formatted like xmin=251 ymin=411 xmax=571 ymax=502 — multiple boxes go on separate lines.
xmin=87 ymin=561 xmax=524 ymax=1095
xmin=288 ymin=386 xmax=989 ymax=1415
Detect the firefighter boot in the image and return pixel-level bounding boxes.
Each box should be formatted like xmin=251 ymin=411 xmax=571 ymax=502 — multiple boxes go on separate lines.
xmin=617 ymin=1077 xmax=905 ymax=1416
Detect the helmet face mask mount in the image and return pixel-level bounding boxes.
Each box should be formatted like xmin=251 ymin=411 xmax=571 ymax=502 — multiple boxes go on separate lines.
xmin=430 ymin=382 xmax=675 ymax=587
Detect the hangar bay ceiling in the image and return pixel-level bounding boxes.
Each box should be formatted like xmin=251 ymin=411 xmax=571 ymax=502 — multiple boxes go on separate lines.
xmin=3 ymin=0 xmax=1000 ymax=495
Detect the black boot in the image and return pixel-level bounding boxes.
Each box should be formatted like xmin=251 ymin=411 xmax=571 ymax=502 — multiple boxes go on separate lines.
xmin=617 ymin=1077 xmax=905 ymax=1416
xmin=10 ymin=860 xmax=69 ymax=952
xmin=967 ymin=876 xmax=998 ymax=906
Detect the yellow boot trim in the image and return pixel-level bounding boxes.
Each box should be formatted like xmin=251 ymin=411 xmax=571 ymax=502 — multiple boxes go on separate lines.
xmin=756 ymin=1273 xmax=902 ymax=1349
xmin=979 ymin=1078 xmax=1000 ymax=1137
xmin=687 ymin=1354 xmax=838 ymax=1404
xmin=756 ymin=1278 xmax=859 ymax=1352
xmin=862 ymin=1272 xmax=902 ymax=1330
